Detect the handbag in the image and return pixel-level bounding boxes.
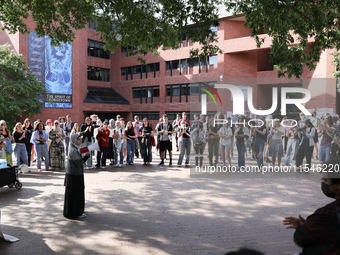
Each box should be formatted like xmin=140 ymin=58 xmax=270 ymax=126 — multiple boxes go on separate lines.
xmin=152 ymin=136 xmax=156 ymax=147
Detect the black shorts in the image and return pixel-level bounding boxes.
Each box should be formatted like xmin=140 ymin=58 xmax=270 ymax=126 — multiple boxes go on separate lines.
xmin=160 ymin=140 xmax=172 ymax=152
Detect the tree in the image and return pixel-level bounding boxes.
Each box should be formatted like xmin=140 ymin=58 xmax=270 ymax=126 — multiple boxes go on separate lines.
xmin=225 ymin=0 xmax=340 ymax=78
xmin=0 ymin=44 xmax=47 ymax=127
xmin=0 ymin=0 xmax=222 ymax=60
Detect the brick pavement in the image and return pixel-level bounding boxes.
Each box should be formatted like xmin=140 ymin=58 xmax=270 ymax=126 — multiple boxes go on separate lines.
xmin=0 ymin=146 xmax=330 ymax=255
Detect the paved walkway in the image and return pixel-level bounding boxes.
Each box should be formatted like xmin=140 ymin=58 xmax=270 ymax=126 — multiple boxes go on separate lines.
xmin=0 ymin=147 xmax=330 ymax=255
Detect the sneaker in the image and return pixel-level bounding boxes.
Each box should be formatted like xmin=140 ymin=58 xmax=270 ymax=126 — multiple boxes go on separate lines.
xmin=143 ymin=163 xmax=147 ymax=165
xmin=114 ymin=164 xmax=119 ymax=167
xmin=185 ymin=164 xmax=189 ymax=167
xmin=38 ymin=168 xmax=42 ymax=171
xmin=109 ymin=162 xmax=114 ymax=165
xmin=169 ymin=162 xmax=172 ymax=167
xmin=101 ymin=166 xmax=106 ymax=169
xmin=146 ymin=162 xmax=151 ymax=165
xmin=158 ymin=161 xmax=164 ymax=166
xmin=118 ymin=164 xmax=122 ymax=168
xmin=177 ymin=164 xmax=181 ymax=167
xmin=45 ymin=167 xmax=49 ymax=171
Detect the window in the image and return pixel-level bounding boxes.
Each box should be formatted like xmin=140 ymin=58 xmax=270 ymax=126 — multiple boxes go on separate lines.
xmin=132 ymin=86 xmax=159 ymax=99
xmin=88 ymin=21 xmax=97 ymax=30
xmin=133 ymin=65 xmax=141 ymax=74
xmin=211 ymin=26 xmax=218 ymax=36
xmin=181 ymin=59 xmax=187 ymax=69
xmin=188 ymin=57 xmax=199 ymax=67
xmin=208 ymin=55 xmax=218 ymax=65
xmin=181 ymin=85 xmax=189 ymax=96
xmin=188 ymin=84 xmax=200 ymax=96
xmin=132 ymin=112 xmax=159 ymax=120
xmin=121 ymin=45 xmax=135 ymax=52
xmin=166 ymin=84 xmax=189 ymax=96
xmin=200 ymin=57 xmax=207 ymax=66
xmin=133 ymin=88 xmax=141 ymax=98
xmin=87 ymin=66 xmax=110 ymax=82
xmin=88 ymin=40 xmax=110 ymax=59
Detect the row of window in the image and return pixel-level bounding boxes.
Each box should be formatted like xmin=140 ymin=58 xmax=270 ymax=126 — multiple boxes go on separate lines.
xmin=87 ymin=66 xmax=110 ymax=82
xmin=88 ymin=40 xmax=110 ymax=59
xmin=121 ymin=63 xmax=160 ymax=76
xmin=166 ymin=56 xmax=217 ymax=70
xmin=132 ymin=86 xmax=160 ymax=98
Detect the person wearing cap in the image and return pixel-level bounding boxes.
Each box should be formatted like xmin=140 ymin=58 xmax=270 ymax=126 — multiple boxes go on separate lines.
xmin=49 ymin=120 xmax=66 ymax=170
xmin=296 ymin=119 xmax=316 ymax=171
xmin=63 ymin=114 xmax=75 ymax=157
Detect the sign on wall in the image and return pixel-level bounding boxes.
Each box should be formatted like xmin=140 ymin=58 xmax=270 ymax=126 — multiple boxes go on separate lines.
xmin=28 ymin=32 xmax=73 ymax=108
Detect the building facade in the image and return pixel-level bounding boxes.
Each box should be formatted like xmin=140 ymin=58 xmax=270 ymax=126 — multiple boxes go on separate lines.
xmin=1 ymin=14 xmax=339 ymax=126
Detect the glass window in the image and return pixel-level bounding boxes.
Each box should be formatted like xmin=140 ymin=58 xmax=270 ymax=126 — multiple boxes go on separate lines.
xmin=211 ymin=26 xmax=218 ymax=36
xmin=133 ymin=89 xmax=141 ymax=98
xmin=181 ymin=85 xmax=190 ymax=96
xmin=166 ymin=61 xmax=171 ymax=70
xmin=172 ymin=60 xmax=179 ymax=69
xmin=189 ymin=84 xmax=200 ymax=95
xmin=166 ymin=86 xmax=171 ymax=97
xmin=188 ymin=57 xmax=199 ymax=67
xmin=181 ymin=59 xmax=187 ymax=69
xmin=208 ymin=55 xmax=218 ymax=65
xmin=141 ymin=88 xmax=147 ymax=98
xmin=87 ymin=40 xmax=110 ymax=59
xmin=200 ymin=57 xmax=207 ymax=66
xmin=155 ymin=63 xmax=160 ymax=71
xmin=133 ymin=66 xmax=141 ymax=74
xmin=153 ymin=87 xmax=160 ymax=97
xmin=147 ymin=63 xmax=154 ymax=72
xmin=87 ymin=66 xmax=109 ymax=82
xmin=172 ymin=85 xmax=180 ymax=96
xmin=121 ymin=68 xmax=127 ymax=76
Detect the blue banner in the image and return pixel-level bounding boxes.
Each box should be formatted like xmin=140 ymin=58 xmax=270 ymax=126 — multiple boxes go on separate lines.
xmin=44 ymin=36 xmax=72 ymax=108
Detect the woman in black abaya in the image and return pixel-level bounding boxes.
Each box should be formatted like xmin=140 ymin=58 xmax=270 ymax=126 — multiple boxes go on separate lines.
xmin=63 ymin=133 xmax=90 ymax=219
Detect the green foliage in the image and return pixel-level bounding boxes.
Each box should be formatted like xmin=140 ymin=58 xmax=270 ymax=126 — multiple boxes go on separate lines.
xmin=0 ymin=0 xmax=222 ymax=58
xmin=330 ymin=50 xmax=340 ymax=92
xmin=0 ymin=44 xmax=47 ymax=126
xmin=225 ymin=0 xmax=340 ymax=78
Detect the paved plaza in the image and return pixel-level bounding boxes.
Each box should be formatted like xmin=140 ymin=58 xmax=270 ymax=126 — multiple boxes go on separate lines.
xmin=0 ymin=147 xmax=330 ymax=255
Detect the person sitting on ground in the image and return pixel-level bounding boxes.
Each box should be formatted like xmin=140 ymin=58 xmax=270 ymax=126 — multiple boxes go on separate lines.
xmin=283 ymin=158 xmax=340 ymax=255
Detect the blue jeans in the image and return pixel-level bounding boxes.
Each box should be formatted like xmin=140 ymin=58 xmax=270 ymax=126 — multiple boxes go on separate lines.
xmin=254 ymin=138 xmax=265 ymax=168
xmin=96 ymin=147 xmax=108 ymax=167
xmin=81 ymin=137 xmax=92 ymax=167
xmin=177 ymin=138 xmax=191 ymax=166
xmin=319 ymin=145 xmax=331 ymax=162
xmin=126 ymin=139 xmax=135 ymax=164
xmin=236 ymin=141 xmax=246 ymax=168
xmin=114 ymin=144 xmax=124 ymax=165
xmin=285 ymin=138 xmax=299 ymax=165
xmin=36 ymin=144 xmax=49 ymax=169
xmin=14 ymin=144 xmax=28 ymax=166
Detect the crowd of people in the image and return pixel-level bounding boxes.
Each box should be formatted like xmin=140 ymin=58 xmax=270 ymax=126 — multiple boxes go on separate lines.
xmin=0 ymin=110 xmax=340 ymax=172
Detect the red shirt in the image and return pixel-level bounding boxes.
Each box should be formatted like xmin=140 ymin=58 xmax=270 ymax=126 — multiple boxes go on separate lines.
xmin=96 ymin=128 xmax=110 ymax=148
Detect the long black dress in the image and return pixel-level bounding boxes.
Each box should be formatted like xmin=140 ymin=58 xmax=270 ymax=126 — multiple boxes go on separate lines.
xmin=63 ymin=142 xmax=89 ymax=219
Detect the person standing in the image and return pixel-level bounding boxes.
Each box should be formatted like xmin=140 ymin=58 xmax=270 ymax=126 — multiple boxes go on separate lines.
xmin=31 ymin=122 xmax=49 ymax=171
xmin=318 ymin=115 xmax=335 ymax=164
xmin=140 ymin=118 xmax=153 ymax=165
xmin=13 ymin=122 xmax=28 ymax=166
xmin=96 ymin=121 xmax=110 ymax=169
xmin=80 ymin=117 xmax=94 ymax=169
xmin=158 ymin=114 xmax=173 ymax=166
xmin=0 ymin=120 xmax=13 ymax=165
xmin=133 ymin=116 xmax=142 ymax=158
xmin=107 ymin=119 xmax=115 ymax=165
xmin=63 ymin=114 xmax=75 ymax=156
xmin=49 ymin=120 xmax=66 ymax=170
xmin=172 ymin=114 xmax=181 ymax=152
xmin=309 ymin=109 xmax=321 ymax=159
xmin=253 ymin=117 xmax=267 ymax=169
xmin=45 ymin=119 xmax=53 ymax=149
xmin=234 ymin=115 xmax=250 ymax=169
xmin=23 ymin=118 xmax=34 ymax=167
xmin=63 ymin=133 xmax=90 ymax=219
xmin=192 ymin=122 xmax=206 ymax=167
xmin=125 ymin=121 xmax=137 ymax=165
xmin=285 ymin=121 xmax=300 ymax=166
xmin=207 ymin=113 xmax=222 ymax=167
xmin=296 ymin=119 xmax=316 ymax=171
xmin=219 ymin=121 xmax=232 ymax=167
xmin=113 ymin=121 xmax=124 ymax=167
xmin=268 ymin=119 xmax=285 ymax=168
xmin=177 ymin=120 xmax=191 ymax=167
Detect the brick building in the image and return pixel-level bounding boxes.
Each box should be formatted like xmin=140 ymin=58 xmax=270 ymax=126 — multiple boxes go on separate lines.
xmin=1 ymin=13 xmax=339 ymax=126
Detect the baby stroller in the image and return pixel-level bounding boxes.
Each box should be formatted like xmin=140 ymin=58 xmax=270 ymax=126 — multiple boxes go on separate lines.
xmin=0 ymin=165 xmax=22 ymax=190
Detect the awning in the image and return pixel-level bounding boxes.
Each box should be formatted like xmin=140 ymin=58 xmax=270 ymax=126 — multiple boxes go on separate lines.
xmin=84 ymin=86 xmax=129 ymax=105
